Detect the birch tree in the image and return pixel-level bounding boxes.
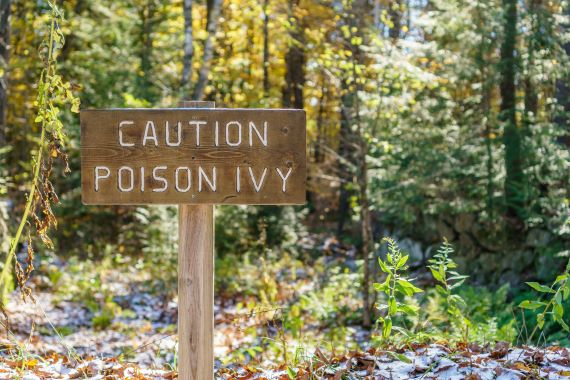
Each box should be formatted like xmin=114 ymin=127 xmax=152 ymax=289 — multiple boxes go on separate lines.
xmin=193 ymin=0 xmax=222 ymax=100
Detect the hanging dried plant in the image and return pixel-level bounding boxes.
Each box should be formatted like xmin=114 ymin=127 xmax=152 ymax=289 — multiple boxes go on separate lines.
xmin=1 ymin=1 xmax=80 ymax=311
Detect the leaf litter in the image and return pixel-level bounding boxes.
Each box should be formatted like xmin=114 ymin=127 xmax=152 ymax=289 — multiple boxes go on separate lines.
xmin=1 ymin=289 xmax=570 ymax=379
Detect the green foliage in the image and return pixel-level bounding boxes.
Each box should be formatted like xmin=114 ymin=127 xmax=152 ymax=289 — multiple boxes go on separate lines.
xmin=1 ymin=0 xmax=569 ymax=362
xmin=519 ymin=259 xmax=570 ymax=344
xmin=419 ymin=283 xmax=517 ymax=344
xmin=459 ymin=285 xmax=517 ymax=343
xmin=365 ymin=0 xmax=570 ymax=286
xmin=138 ymin=205 xmax=178 ymax=290
xmin=48 ymin=255 xmax=130 ymax=330
xmin=374 ymin=237 xmax=423 ymax=341
xmin=218 ymin=252 xmax=364 ymax=365
xmin=92 ymin=303 xmax=119 ymax=330
xmin=215 ymin=205 xmax=306 ymax=258
xmin=298 ymin=266 xmax=362 ymax=327
xmin=427 ymin=239 xmax=470 ymax=339
xmin=3 ymin=0 xmax=567 ymax=295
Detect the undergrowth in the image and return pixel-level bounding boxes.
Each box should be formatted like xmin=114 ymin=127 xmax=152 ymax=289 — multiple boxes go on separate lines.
xmin=3 ymin=233 xmax=569 ymax=369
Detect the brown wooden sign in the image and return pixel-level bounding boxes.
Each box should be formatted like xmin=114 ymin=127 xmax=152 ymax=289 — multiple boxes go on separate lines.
xmin=80 ymin=108 xmax=306 ymax=205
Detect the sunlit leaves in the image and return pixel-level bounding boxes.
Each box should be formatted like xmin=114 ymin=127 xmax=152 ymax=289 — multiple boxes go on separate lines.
xmin=525 ymin=282 xmax=555 ymax=294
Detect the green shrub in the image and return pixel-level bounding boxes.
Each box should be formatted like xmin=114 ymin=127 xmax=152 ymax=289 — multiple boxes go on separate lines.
xmin=215 ymin=205 xmax=306 ymax=257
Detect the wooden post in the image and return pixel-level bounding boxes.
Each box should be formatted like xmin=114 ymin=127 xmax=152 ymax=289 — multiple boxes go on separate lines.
xmin=178 ymin=100 xmax=215 ymax=380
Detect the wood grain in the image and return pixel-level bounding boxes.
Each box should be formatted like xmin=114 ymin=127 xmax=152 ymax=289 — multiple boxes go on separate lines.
xmin=80 ymin=108 xmax=306 ymax=205
xmin=178 ymin=101 xmax=215 ymax=380
xmin=178 ymin=204 xmax=214 ymax=380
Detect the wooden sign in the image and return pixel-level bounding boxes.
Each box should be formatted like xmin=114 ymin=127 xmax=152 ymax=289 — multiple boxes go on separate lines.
xmin=80 ymin=108 xmax=306 ymax=205
xmin=81 ymin=102 xmax=306 ymax=380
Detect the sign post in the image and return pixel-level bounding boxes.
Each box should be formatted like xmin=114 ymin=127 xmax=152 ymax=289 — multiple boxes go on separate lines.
xmin=177 ymin=100 xmax=215 ymax=380
xmin=80 ymin=101 xmax=306 ymax=380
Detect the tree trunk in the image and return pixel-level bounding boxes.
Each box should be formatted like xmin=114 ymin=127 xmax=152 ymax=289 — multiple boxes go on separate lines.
xmin=337 ymin=88 xmax=353 ymax=238
xmin=262 ymin=0 xmax=270 ymax=99
xmin=337 ymin=0 xmax=372 ymax=328
xmin=0 ymin=0 xmax=10 ymax=147
xmin=524 ymin=0 xmax=538 ymax=132
xmin=193 ymin=0 xmax=222 ymax=100
xmin=355 ymin=0 xmax=372 ymax=329
xmin=136 ymin=1 xmax=157 ymax=102
xmin=373 ymin=0 xmax=380 ymax=29
xmin=352 ymin=51 xmax=372 ymax=329
xmin=476 ymin=2 xmax=494 ymax=219
xmin=281 ymin=0 xmax=307 ymax=211
xmin=314 ymin=75 xmax=327 ymax=163
xmin=500 ymin=0 xmax=523 ymax=224
xmin=336 ymin=0 xmax=357 ymax=237
xmin=182 ymin=0 xmax=193 ymax=92
xmin=358 ymin=138 xmax=372 ymax=328
xmin=282 ymin=0 xmax=305 ymax=109
xmin=555 ymin=5 xmax=569 ymax=148
xmin=388 ymin=0 xmax=402 ymax=39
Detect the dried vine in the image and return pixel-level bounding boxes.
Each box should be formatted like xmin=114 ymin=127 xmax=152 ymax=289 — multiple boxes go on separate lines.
xmin=0 ymin=1 xmax=79 ymax=308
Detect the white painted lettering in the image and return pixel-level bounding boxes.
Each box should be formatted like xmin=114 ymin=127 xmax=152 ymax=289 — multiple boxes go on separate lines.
xmin=118 ymin=166 xmax=135 ymax=192
xmin=236 ymin=166 xmax=241 ymax=193
xmin=248 ymin=167 xmax=268 ymax=192
xmin=198 ymin=167 xmax=217 ymax=192
xmin=166 ymin=121 xmax=182 ymax=146
xmin=175 ymin=167 xmax=192 ymax=192
xmin=152 ymin=166 xmax=168 ymax=192
xmin=189 ymin=121 xmax=207 ymax=146
xmin=226 ymin=121 xmax=242 ymax=146
xmin=215 ymin=121 xmax=220 ymax=147
xmin=143 ymin=121 xmax=158 ymax=146
xmin=249 ymin=121 xmax=268 ymax=146
xmin=95 ymin=166 xmax=110 ymax=192
xmin=118 ymin=121 xmax=135 ymax=146
xmin=276 ymin=168 xmax=293 ymax=192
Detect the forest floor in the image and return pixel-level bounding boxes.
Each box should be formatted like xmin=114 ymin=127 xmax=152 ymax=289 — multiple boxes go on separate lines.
xmin=2 ymin=308 xmax=570 ymax=380
xmin=1 ymin=236 xmax=570 ymax=379
xmin=2 ymin=293 xmax=570 ymax=380
xmin=2 ymin=289 xmax=570 ymax=379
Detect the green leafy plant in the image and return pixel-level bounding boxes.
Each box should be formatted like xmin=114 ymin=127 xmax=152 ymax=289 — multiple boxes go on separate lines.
xmin=374 ymin=237 xmax=423 ymax=340
xmin=519 ymin=259 xmax=570 ymax=344
xmin=427 ymin=239 xmax=470 ymax=339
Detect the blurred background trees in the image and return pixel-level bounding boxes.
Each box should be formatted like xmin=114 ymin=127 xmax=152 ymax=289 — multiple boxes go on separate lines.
xmin=0 ymin=0 xmax=569 ymax=324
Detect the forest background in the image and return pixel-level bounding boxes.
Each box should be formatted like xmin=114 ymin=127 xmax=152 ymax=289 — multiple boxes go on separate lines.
xmin=0 ymin=0 xmax=569 ymax=369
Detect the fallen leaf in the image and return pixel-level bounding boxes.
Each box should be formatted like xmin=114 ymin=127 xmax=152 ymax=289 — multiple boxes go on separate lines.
xmin=512 ymin=362 xmax=532 ymax=372
xmin=490 ymin=341 xmax=510 ymax=359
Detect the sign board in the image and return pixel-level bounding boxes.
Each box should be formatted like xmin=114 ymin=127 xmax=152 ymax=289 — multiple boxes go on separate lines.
xmin=80 ymin=108 xmax=306 ymax=205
